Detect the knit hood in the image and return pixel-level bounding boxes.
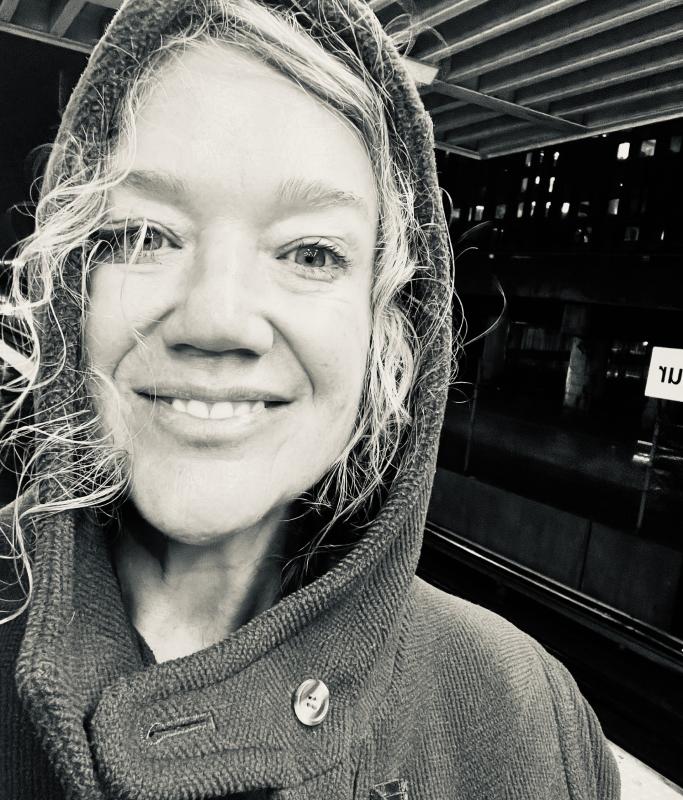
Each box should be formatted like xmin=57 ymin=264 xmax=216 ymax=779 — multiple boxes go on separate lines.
xmin=14 ymin=1 xmax=452 ymax=798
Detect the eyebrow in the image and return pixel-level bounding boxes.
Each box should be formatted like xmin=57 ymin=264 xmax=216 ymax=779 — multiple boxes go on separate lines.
xmin=119 ymin=170 xmax=189 ymax=199
xmin=118 ymin=170 xmax=369 ymax=217
xmin=275 ymin=176 xmax=369 ymax=216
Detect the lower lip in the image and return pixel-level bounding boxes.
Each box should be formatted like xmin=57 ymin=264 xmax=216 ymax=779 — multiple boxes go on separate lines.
xmin=133 ymin=394 xmax=289 ymax=443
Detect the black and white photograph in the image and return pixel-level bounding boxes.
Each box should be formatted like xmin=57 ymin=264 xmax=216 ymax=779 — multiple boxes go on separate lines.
xmin=0 ymin=1 xmax=682 ymax=798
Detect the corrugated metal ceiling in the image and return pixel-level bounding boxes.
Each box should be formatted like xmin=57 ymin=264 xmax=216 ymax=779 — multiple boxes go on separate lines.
xmin=1 ymin=0 xmax=682 ymax=159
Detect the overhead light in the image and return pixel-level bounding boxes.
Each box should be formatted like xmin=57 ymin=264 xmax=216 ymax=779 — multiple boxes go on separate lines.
xmin=402 ymin=57 xmax=438 ymax=87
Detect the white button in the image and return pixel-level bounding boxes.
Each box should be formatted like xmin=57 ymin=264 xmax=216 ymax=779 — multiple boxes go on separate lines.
xmin=292 ymin=678 xmax=329 ymax=726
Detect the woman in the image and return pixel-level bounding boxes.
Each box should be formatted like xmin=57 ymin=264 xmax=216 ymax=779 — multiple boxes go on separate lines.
xmin=0 ymin=0 xmax=620 ymax=798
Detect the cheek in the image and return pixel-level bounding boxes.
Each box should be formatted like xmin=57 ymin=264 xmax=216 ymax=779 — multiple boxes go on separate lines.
xmin=84 ymin=268 xmax=173 ymax=370
xmin=291 ymin=293 xmax=371 ymax=420
xmin=84 ymin=270 xmax=166 ymax=441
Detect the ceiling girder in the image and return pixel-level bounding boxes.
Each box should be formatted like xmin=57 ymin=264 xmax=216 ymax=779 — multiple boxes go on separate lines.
xmin=550 ymin=69 xmax=683 ymax=117
xmin=443 ymin=0 xmax=683 ymax=83
xmin=516 ymin=41 xmax=683 ymax=106
xmin=395 ymin=0 xmax=492 ymax=38
xmin=480 ymin=8 xmax=683 ymax=94
xmin=444 ymin=118 xmax=531 ymax=146
xmin=0 ymin=0 xmax=681 ymax=160
xmin=434 ymin=109 xmax=499 ymax=135
xmin=0 ymin=0 xmax=20 ymax=23
xmin=475 ymin=105 xmax=683 ymax=158
xmin=0 ymin=18 xmax=91 ymax=51
xmin=425 ymin=99 xmax=468 ymax=117
xmin=420 ymin=0 xmax=588 ymax=62
xmin=430 ymin=80 xmax=586 ymax=133
xmin=50 ymin=0 xmax=87 ymax=37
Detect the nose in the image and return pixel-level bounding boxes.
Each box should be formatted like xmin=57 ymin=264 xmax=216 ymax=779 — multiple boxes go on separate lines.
xmin=162 ymin=232 xmax=274 ymax=357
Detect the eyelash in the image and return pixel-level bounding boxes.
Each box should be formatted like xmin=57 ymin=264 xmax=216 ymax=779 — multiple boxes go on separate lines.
xmin=280 ymin=238 xmax=351 ymax=276
xmin=90 ymin=220 xmax=178 ymax=264
xmin=90 ymin=222 xmax=351 ymax=276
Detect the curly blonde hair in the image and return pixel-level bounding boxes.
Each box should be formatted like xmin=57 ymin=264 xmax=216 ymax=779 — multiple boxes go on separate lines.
xmin=0 ymin=0 xmax=452 ymax=619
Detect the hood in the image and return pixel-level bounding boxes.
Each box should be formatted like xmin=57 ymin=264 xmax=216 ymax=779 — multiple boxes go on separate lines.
xmin=15 ymin=1 xmax=452 ymax=798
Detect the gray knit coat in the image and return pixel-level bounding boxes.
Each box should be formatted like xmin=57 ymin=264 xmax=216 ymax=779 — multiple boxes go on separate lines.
xmin=0 ymin=1 xmax=620 ymax=798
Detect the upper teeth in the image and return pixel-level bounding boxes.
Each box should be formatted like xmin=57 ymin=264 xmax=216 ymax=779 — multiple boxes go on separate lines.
xmin=170 ymin=399 xmax=265 ymax=420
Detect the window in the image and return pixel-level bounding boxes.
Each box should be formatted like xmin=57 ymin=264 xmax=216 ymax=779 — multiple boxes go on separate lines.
xmin=530 ymin=200 xmax=537 ymax=216
xmin=561 ymin=201 xmax=570 ymax=217
xmin=660 ymin=230 xmax=666 ymax=241
xmin=670 ymin=135 xmax=682 ymax=154
xmin=495 ymin=204 xmax=507 ymax=219
xmin=548 ymin=176 xmax=555 ymax=193
xmin=578 ymin=200 xmax=590 ymax=218
xmin=525 ymin=152 xmax=532 ymax=167
xmin=640 ymin=139 xmax=656 ymax=157
xmin=538 ymin=150 xmax=545 ymax=164
xmin=534 ymin=175 xmax=541 ymax=186
xmin=474 ymin=205 xmax=484 ymax=221
xmin=451 ymin=207 xmax=461 ymax=221
xmin=517 ymin=202 xmax=525 ymax=218
xmin=624 ymin=226 xmax=640 ymax=242
xmin=616 ymin=142 xmax=630 ymax=160
xmin=544 ymin=201 xmax=551 ymax=217
xmin=468 ymin=207 xmax=473 ymax=221
xmin=553 ymin=150 xmax=560 ymax=165
xmin=608 ymin=198 xmax=620 ymax=215
xmin=521 ymin=177 xmax=529 ymax=192
xmin=574 ymin=225 xmax=592 ymax=244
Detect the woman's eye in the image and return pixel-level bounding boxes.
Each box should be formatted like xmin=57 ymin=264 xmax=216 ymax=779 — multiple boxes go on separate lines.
xmin=283 ymin=243 xmax=348 ymax=272
xmin=92 ymin=223 xmax=174 ymax=264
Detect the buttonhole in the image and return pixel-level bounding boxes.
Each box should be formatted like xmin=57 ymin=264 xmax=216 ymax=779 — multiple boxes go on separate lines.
xmin=145 ymin=711 xmax=215 ymax=745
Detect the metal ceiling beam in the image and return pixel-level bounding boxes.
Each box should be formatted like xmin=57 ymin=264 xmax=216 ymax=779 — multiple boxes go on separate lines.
xmin=549 ymin=71 xmax=683 ymax=117
xmin=430 ymin=80 xmax=586 ymax=133
xmin=479 ymin=105 xmax=683 ymax=158
xmin=444 ymin=0 xmax=683 ymax=83
xmin=444 ymin=118 xmax=531 ymax=146
xmin=516 ymin=41 xmax=683 ymax=106
xmin=367 ymin=0 xmax=394 ymax=12
xmin=481 ymin=11 xmax=683 ymax=95
xmin=434 ymin=109 xmax=499 ymax=135
xmin=0 ymin=0 xmax=20 ymax=23
xmin=0 ymin=19 xmax=91 ymax=51
xmin=398 ymin=0 xmax=491 ymax=38
xmin=434 ymin=142 xmax=482 ymax=159
xmin=419 ymin=0 xmax=586 ymax=62
xmin=586 ymin=88 xmax=683 ymax=127
xmin=50 ymin=0 xmax=87 ymax=37
xmin=425 ymin=99 xmax=467 ymax=117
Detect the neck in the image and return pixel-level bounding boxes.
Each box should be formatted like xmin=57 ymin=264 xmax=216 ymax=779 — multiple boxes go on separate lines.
xmin=112 ymin=501 xmax=290 ymax=662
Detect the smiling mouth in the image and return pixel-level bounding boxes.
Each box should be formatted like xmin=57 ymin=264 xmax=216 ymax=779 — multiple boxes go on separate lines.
xmin=138 ymin=394 xmax=287 ymax=421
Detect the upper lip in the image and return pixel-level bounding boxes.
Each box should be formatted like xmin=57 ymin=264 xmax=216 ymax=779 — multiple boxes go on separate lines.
xmin=134 ymin=385 xmax=291 ymax=404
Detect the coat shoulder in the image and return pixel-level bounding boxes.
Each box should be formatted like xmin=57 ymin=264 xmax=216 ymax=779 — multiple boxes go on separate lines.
xmin=408 ymin=575 xmax=549 ymax=696
xmin=402 ymin=577 xmax=621 ymax=800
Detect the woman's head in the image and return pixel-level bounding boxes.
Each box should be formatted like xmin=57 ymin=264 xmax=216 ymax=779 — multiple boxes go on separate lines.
xmin=87 ymin=41 xmax=379 ymax=542
xmin=4 ymin=0 xmax=443 ymax=601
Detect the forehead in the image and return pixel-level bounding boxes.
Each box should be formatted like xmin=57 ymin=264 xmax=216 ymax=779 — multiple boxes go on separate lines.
xmin=121 ymin=44 xmax=378 ymax=223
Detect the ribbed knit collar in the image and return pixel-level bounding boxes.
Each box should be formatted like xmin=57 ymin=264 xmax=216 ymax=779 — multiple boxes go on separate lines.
xmin=14 ymin=1 xmax=452 ymax=797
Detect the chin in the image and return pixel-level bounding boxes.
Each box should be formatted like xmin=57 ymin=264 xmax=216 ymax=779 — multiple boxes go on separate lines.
xmin=127 ymin=461 xmax=296 ymax=544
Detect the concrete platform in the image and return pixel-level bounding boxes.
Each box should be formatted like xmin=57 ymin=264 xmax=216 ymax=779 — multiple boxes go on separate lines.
xmin=611 ymin=743 xmax=683 ymax=799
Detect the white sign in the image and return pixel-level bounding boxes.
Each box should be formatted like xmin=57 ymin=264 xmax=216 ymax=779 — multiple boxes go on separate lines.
xmin=645 ymin=346 xmax=683 ymax=402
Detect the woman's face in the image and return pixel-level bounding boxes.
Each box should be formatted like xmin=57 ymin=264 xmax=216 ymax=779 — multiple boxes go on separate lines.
xmin=85 ymin=45 xmax=378 ymax=543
